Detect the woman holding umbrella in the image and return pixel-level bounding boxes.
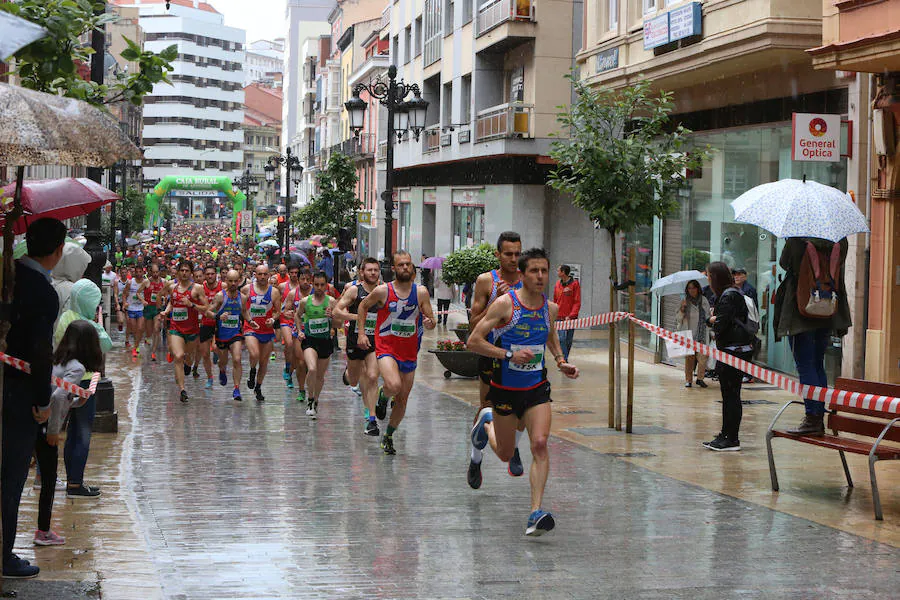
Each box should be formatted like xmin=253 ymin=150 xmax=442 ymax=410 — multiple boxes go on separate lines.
xmin=675 ymin=280 xmax=711 ymax=388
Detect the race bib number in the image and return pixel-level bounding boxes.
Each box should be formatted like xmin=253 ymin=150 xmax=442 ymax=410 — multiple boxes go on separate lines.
xmin=390 ymin=318 xmax=416 ymax=338
xmin=249 ymin=304 xmax=267 ymax=318
xmin=150 ymin=293 xmax=158 ymax=303
xmin=131 ymin=294 xmax=141 ymax=304
xmin=308 ymin=317 xmax=329 ymax=336
xmin=508 ymin=344 xmax=544 ymax=372
xmin=172 ymin=307 xmax=188 ymax=322
xmin=364 ymin=315 xmax=377 ymax=336
xmin=220 ymin=313 xmax=239 ymax=329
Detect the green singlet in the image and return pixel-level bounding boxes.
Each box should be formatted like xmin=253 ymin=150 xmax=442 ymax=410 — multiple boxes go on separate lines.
xmin=303 ymin=295 xmax=330 ymax=339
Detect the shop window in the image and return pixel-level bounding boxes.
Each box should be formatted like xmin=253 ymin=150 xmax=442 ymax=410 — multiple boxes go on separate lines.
xmin=452 ymin=204 xmax=484 ymax=250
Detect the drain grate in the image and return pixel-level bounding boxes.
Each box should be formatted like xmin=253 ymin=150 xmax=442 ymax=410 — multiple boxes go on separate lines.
xmin=555 ymin=408 xmax=594 ymax=415
xmin=602 ymin=451 xmax=658 ymax=458
xmin=569 ymin=426 xmax=678 ymax=436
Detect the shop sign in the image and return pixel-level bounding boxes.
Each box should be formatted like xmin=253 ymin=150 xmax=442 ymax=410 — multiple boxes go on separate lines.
xmin=451 ymin=189 xmax=484 ymax=206
xmin=177 ymin=190 xmax=219 ymax=197
xmin=791 ymin=113 xmax=841 ymax=162
xmin=669 ymin=2 xmax=702 ymax=42
xmin=595 ymin=47 xmax=619 ymax=74
xmin=357 ymin=211 xmax=371 ymax=225
xmin=643 ymin=13 xmax=669 ymax=50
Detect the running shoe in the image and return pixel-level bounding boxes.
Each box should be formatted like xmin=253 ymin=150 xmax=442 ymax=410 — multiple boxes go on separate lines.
xmin=151 ymin=353 xmax=157 ymax=362
xmin=270 ymin=352 xmax=277 ymax=360
xmin=66 ymin=484 xmax=101 ymax=498
xmin=192 ymin=366 xmax=199 ymax=379
xmin=219 ymin=370 xmax=227 ymax=386
xmin=342 ymin=370 xmax=350 ymax=386
xmin=471 ymin=407 xmax=493 ymax=451
xmin=233 ymin=387 xmax=242 ymax=402
xmin=283 ymin=366 xmax=290 ymax=382
xmin=247 ymin=367 xmax=257 ymax=389
xmin=364 ymin=420 xmax=380 ymax=437
xmin=180 ymin=389 xmax=189 ymax=403
xmin=183 ymin=364 xmax=191 ymax=376
xmin=525 ymin=510 xmax=555 ymax=537
xmin=3 ymin=555 xmax=39 ymax=579
xmin=287 ymin=378 xmax=294 ymax=390
xmin=254 ymin=384 xmax=265 ymax=403
xmin=306 ymin=398 xmax=317 ymax=419
xmin=131 ymin=348 xmax=137 ymax=359
xmin=296 ymin=390 xmax=306 ymax=404
xmin=703 ymin=435 xmax=740 ymax=452
xmin=375 ymin=386 xmax=389 ymax=420
xmin=125 ymin=341 xmax=131 ymax=348
xmin=33 ymin=530 xmax=65 ymax=546
xmin=696 ymin=379 xmax=708 ymax=388
xmin=167 ymin=352 xmax=173 ymax=363
xmin=212 ymin=352 xmax=218 ymax=365
xmin=508 ymin=447 xmax=524 ymax=477
xmin=351 ymin=385 xmax=361 ymax=397
xmin=467 ymin=459 xmax=483 ymax=490
xmin=205 ymin=378 xmax=213 ymax=390
xmin=381 ymin=434 xmax=396 ymax=455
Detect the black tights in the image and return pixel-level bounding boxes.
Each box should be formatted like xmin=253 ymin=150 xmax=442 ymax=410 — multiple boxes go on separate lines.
xmin=437 ymin=299 xmax=451 ymax=324
xmin=35 ymin=430 xmax=59 ymax=532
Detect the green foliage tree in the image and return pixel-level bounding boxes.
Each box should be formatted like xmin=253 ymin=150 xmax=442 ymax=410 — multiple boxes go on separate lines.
xmin=0 ymin=0 xmax=177 ymax=104
xmin=441 ymin=243 xmax=498 ymax=286
xmin=292 ymin=152 xmax=360 ymax=239
xmin=682 ymin=248 xmax=711 ymax=272
xmin=102 ymin=187 xmax=149 ymax=242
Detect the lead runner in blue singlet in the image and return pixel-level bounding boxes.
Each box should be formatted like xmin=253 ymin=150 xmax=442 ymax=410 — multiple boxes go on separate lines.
xmin=467 ymin=248 xmax=580 ymax=537
xmin=204 ymin=269 xmax=250 ymax=402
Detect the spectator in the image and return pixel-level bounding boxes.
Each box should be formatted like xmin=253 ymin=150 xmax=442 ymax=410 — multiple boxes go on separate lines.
xmin=732 ymin=267 xmax=758 ymax=308
xmin=2 ymin=217 xmax=67 ymax=578
xmin=703 ymin=262 xmax=756 ymax=452
xmin=675 ymin=279 xmax=711 ymax=388
xmin=774 ymin=238 xmax=850 ymax=435
xmin=50 ymin=242 xmax=91 ymax=319
xmin=54 ymin=279 xmax=113 ymax=354
xmin=317 ymin=248 xmax=334 ymax=283
xmin=434 ymin=270 xmax=453 ymax=326
xmin=553 ymin=264 xmax=581 ymax=361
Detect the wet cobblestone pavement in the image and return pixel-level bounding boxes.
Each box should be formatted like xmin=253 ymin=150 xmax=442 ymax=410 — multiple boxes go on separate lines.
xmin=127 ymin=350 xmax=900 ymax=600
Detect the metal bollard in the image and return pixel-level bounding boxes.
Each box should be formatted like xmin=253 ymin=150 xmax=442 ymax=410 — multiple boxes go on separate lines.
xmin=92 ymin=377 xmax=118 ymax=433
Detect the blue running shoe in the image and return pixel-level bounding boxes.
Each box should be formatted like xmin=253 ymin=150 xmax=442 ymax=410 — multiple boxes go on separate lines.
xmin=205 ymin=378 xmax=213 ymax=390
xmin=470 ymin=407 xmax=492 ymax=451
xmin=508 ymin=447 xmax=524 ymax=477
xmin=283 ymin=366 xmax=290 ymax=382
xmin=525 ymin=510 xmax=555 ymax=537
xmin=232 ymin=387 xmax=242 ymax=402
xmin=287 ymin=378 xmax=294 ymax=389
xmin=219 ymin=370 xmax=227 ymax=386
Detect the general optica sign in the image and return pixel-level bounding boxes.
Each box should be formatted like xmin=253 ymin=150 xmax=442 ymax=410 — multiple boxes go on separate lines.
xmin=791 ymin=113 xmax=841 ymax=162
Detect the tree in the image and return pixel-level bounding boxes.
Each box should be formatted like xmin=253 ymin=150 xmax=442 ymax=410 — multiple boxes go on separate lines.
xmin=292 ymin=152 xmax=360 ymax=239
xmin=101 ymin=186 xmax=147 ymax=240
xmin=441 ymin=243 xmax=498 ymax=286
xmin=547 ymin=76 xmax=709 ymax=427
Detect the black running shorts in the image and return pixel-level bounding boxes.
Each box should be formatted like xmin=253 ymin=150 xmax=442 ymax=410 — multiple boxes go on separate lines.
xmin=486 ymin=381 xmax=552 ymax=420
xmin=301 ymin=336 xmax=334 ymax=359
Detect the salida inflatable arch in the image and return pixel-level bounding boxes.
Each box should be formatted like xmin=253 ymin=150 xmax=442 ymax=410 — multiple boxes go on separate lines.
xmin=145 ymin=175 xmax=246 ymax=236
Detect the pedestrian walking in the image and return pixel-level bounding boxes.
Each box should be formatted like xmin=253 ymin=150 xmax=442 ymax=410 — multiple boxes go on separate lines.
xmin=702 ymin=262 xmax=757 ymax=452
xmin=553 ymin=264 xmax=581 ymax=361
xmin=2 ymin=217 xmax=67 ymax=579
xmin=434 ymin=269 xmax=453 ymax=326
xmin=675 ymin=280 xmax=710 ymax=388
xmin=34 ymin=320 xmax=104 ymax=546
xmin=774 ymin=237 xmax=850 ymax=435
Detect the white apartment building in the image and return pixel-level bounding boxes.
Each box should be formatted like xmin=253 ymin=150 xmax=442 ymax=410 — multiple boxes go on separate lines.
xmin=114 ymin=0 xmax=245 ymax=214
xmin=245 ymin=39 xmax=285 ymax=87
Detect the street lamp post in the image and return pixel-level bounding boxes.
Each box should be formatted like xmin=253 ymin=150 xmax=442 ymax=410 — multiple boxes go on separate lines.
xmin=265 ymin=147 xmax=303 ymax=261
xmin=344 ymin=65 xmax=428 ymax=281
xmin=233 ymin=163 xmax=260 ymax=249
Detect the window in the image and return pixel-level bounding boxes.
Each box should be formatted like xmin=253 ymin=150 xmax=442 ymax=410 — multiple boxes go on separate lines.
xmin=642 ymin=0 xmax=656 ymax=15
xmin=452 ymin=203 xmax=484 ymax=251
xmin=445 ymin=0 xmax=455 ymax=33
xmin=424 ymin=0 xmax=442 ymax=65
xmin=608 ymin=0 xmax=618 ymax=31
xmin=392 ymin=35 xmax=399 ymax=63
xmin=415 ymin=16 xmax=423 ymax=57
xmin=460 ymin=74 xmax=471 ymax=124
xmin=404 ymin=26 xmax=412 ymax=64
xmin=463 ymin=0 xmax=473 ymax=24
xmin=442 ymin=81 xmax=453 ymax=126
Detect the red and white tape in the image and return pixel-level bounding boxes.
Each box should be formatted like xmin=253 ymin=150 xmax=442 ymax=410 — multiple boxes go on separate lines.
xmin=0 ymin=352 xmax=100 ymax=399
xmin=551 ymin=310 xmax=900 ymax=415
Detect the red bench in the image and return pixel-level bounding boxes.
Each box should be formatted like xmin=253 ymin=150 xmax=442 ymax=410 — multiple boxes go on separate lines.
xmin=766 ymin=377 xmax=900 ymax=520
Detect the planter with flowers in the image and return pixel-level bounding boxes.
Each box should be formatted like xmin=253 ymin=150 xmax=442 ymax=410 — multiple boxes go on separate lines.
xmin=429 ymin=338 xmax=481 ymax=379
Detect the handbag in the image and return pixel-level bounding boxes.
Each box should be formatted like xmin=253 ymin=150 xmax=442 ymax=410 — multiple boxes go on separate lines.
xmin=665 ymin=330 xmax=694 ymax=359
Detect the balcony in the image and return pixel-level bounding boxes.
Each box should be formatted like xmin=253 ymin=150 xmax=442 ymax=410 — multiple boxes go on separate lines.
xmin=808 ymin=0 xmax=900 ymax=72
xmin=474 ymin=102 xmax=534 ymax=142
xmin=341 ymin=133 xmax=377 ymax=158
xmin=476 ymin=0 xmax=535 ymax=53
xmin=381 ymin=5 xmax=391 ymax=30
xmin=376 ymin=140 xmax=387 ymax=162
xmin=422 ymin=125 xmax=441 ymax=154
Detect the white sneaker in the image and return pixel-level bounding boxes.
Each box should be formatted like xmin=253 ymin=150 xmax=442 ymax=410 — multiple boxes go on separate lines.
xmin=32 ymin=479 xmax=67 ymax=491
xmin=350 ymin=385 xmax=361 ymax=397
xmin=306 ymin=399 xmax=317 ymax=419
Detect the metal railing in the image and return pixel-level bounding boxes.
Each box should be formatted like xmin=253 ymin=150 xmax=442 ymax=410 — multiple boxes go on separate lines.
xmin=474 ymin=102 xmax=534 ymax=142
xmin=341 ymin=133 xmax=377 ymax=157
xmin=424 ymin=35 xmax=442 ymax=67
xmin=422 ymin=125 xmax=441 ymax=153
xmin=376 ymin=140 xmax=387 ymax=162
xmin=476 ymin=0 xmax=535 ymax=36
xmin=381 ymin=4 xmax=391 ymax=29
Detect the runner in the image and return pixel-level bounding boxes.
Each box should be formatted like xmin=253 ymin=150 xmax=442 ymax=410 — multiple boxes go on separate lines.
xmin=205 ymin=269 xmax=247 ymax=402
xmin=122 ymin=265 xmax=146 ymax=357
xmin=142 ymin=264 xmax=165 ymax=362
xmin=467 ymin=231 xmax=526 ymax=488
xmin=291 ymin=267 xmax=312 ymax=403
xmin=294 ymin=272 xmax=338 ymax=419
xmin=356 ymin=251 xmax=436 ymax=454
xmin=242 ymin=264 xmax=282 ymax=403
xmin=197 ymin=265 xmax=222 ymax=389
xmin=160 ymin=260 xmax=209 ymax=403
xmin=278 ymin=263 xmax=302 ymax=390
xmin=466 ymin=247 xmax=580 ymax=536
xmin=333 ymin=257 xmax=381 ymax=436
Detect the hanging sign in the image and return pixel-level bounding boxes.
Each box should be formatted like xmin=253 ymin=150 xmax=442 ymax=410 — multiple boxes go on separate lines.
xmin=643 ymin=13 xmax=669 ymax=50
xmin=792 ymin=113 xmax=841 ymax=162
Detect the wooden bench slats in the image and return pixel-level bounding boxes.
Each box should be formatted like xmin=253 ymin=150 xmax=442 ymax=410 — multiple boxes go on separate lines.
xmin=771 ymin=430 xmax=900 ymax=458
xmin=828 ymin=414 xmax=900 ymax=444
xmin=836 ymin=377 xmax=900 ymax=397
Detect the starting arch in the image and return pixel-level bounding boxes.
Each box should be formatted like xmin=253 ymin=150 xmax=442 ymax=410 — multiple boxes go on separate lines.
xmin=145 ymin=175 xmax=246 ymax=236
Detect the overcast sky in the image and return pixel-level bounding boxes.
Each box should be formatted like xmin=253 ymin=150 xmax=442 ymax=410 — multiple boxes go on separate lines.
xmin=211 ymin=0 xmax=288 ymax=43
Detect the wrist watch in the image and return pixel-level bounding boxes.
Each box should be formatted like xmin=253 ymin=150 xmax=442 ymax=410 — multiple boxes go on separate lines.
xmin=504 ymin=350 xmax=513 ymax=361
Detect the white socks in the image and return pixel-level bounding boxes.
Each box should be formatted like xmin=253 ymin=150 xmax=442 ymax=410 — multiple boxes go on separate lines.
xmin=472 ymin=427 xmax=524 ymax=465
xmin=515 ymin=429 xmax=524 ymax=448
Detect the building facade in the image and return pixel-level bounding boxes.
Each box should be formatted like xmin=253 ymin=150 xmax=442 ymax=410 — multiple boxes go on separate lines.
xmin=115 ymin=0 xmax=246 ymax=217
xmin=578 ymin=0 xmax=867 ymax=379
xmin=243 ymin=83 xmax=283 ymax=209
xmin=244 ymin=39 xmax=285 ymax=87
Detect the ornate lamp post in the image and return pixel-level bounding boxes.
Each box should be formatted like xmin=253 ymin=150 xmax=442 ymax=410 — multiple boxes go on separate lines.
xmin=265 ymin=147 xmax=303 ymax=260
xmin=233 ymin=163 xmax=259 ymax=248
xmin=344 ymin=65 xmax=427 ymax=281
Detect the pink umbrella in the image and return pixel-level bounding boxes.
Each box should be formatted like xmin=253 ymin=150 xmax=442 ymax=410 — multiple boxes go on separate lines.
xmin=0 ymin=178 xmax=119 ymax=235
xmin=419 ymin=256 xmax=445 ymax=269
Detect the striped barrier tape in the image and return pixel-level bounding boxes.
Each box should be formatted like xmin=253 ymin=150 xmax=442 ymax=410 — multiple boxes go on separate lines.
xmin=0 ymin=352 xmax=100 ymax=399
xmin=548 ymin=310 xmax=900 ymax=415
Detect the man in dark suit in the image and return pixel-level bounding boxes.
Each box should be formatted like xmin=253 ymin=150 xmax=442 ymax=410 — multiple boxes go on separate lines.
xmin=2 ymin=218 xmax=66 ymax=578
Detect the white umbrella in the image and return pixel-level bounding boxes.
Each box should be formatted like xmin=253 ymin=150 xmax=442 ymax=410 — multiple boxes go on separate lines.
xmin=0 ymin=11 xmax=47 ymax=61
xmin=730 ymin=178 xmax=869 ymax=243
xmin=651 ymin=270 xmax=708 ymax=296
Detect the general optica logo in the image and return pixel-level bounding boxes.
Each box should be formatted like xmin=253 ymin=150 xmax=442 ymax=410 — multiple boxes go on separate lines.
xmin=809 ymin=118 xmax=828 ymax=137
